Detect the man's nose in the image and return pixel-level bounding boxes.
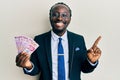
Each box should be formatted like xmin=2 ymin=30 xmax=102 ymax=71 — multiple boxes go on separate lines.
xmin=57 ymin=15 xmax=63 ymax=21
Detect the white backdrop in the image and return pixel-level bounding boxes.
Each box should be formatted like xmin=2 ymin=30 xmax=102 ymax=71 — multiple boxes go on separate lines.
xmin=0 ymin=0 xmax=120 ymax=80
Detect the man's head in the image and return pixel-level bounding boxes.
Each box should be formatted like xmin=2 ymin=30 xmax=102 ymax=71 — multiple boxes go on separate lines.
xmin=49 ymin=2 xmax=72 ymax=35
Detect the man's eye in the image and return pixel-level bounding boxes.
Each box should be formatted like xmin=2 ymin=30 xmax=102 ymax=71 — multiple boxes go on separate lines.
xmin=62 ymin=14 xmax=67 ymax=17
xmin=52 ymin=13 xmax=58 ymax=17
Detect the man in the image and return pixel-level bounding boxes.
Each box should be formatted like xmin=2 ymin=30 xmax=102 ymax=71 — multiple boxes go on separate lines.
xmin=16 ymin=2 xmax=102 ymax=80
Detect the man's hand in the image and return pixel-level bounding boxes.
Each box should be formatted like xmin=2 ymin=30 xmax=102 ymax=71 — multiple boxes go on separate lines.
xmin=87 ymin=36 xmax=102 ymax=63
xmin=16 ymin=52 xmax=33 ymax=70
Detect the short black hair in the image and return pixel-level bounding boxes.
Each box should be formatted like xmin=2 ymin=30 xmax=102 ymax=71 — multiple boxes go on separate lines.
xmin=49 ymin=2 xmax=72 ymax=17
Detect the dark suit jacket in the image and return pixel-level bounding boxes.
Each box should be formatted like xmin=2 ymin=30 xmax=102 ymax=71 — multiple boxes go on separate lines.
xmin=24 ymin=31 xmax=98 ymax=80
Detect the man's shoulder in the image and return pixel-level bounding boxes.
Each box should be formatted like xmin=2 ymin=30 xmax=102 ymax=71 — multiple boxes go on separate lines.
xmin=67 ymin=31 xmax=86 ymax=44
xmin=68 ymin=31 xmax=84 ymax=38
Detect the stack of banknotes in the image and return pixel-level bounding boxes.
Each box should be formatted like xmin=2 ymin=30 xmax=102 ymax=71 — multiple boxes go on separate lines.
xmin=15 ymin=35 xmax=39 ymax=54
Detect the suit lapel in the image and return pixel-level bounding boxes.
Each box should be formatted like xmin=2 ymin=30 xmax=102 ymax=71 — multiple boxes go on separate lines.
xmin=45 ymin=31 xmax=52 ymax=74
xmin=67 ymin=31 xmax=74 ymax=77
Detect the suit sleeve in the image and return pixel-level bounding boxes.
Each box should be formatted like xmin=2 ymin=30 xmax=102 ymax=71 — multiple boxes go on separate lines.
xmin=80 ymin=36 xmax=98 ymax=73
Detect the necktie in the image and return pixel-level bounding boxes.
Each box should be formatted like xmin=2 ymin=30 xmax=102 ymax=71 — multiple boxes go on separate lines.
xmin=58 ymin=38 xmax=65 ymax=80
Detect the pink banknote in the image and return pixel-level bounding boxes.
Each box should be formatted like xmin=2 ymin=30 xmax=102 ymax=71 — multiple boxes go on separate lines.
xmin=15 ymin=35 xmax=39 ymax=54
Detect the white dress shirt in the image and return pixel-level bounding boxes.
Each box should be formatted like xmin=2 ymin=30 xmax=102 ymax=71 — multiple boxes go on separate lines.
xmin=51 ymin=31 xmax=69 ymax=80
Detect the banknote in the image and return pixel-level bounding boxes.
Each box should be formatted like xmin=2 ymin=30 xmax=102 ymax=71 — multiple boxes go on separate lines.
xmin=15 ymin=35 xmax=39 ymax=54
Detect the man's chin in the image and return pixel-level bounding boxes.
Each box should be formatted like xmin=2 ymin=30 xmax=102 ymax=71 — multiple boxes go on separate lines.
xmin=53 ymin=28 xmax=65 ymax=34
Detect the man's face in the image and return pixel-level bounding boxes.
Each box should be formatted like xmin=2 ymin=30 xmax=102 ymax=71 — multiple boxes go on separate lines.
xmin=50 ymin=5 xmax=71 ymax=33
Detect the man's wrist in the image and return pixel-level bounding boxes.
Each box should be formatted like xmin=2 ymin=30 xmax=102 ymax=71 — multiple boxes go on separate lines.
xmin=87 ymin=58 xmax=98 ymax=66
xmin=24 ymin=62 xmax=34 ymax=73
xmin=25 ymin=62 xmax=33 ymax=70
xmin=25 ymin=65 xmax=33 ymax=70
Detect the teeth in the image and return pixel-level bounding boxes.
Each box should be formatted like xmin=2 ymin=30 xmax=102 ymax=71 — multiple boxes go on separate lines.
xmin=56 ymin=22 xmax=64 ymax=26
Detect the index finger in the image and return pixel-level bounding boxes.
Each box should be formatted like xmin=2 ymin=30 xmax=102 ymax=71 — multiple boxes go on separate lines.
xmin=92 ymin=36 xmax=102 ymax=48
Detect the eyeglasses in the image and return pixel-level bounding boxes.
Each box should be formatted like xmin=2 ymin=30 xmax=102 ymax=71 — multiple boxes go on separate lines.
xmin=51 ymin=12 xmax=70 ymax=19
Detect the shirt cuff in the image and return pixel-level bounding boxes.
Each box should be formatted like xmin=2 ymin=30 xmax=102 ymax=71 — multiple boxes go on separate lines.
xmin=24 ymin=62 xmax=34 ymax=73
xmin=87 ymin=58 xmax=98 ymax=66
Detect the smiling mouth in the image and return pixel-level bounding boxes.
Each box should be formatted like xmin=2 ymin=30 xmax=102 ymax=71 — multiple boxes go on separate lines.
xmin=55 ymin=22 xmax=64 ymax=27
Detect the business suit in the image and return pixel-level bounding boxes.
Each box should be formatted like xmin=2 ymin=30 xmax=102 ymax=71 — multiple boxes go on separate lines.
xmin=24 ymin=31 xmax=98 ymax=80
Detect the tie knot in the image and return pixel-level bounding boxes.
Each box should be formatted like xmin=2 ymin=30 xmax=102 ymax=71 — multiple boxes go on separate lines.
xmin=59 ymin=38 xmax=62 ymax=42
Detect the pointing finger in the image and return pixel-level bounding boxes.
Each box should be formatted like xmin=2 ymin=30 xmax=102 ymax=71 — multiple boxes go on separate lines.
xmin=92 ymin=36 xmax=102 ymax=48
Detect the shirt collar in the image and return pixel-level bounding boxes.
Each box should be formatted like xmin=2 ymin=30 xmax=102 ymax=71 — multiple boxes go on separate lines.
xmin=51 ymin=30 xmax=67 ymax=41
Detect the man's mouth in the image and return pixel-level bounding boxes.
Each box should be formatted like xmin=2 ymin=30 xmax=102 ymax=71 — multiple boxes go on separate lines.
xmin=55 ymin=22 xmax=64 ymax=27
